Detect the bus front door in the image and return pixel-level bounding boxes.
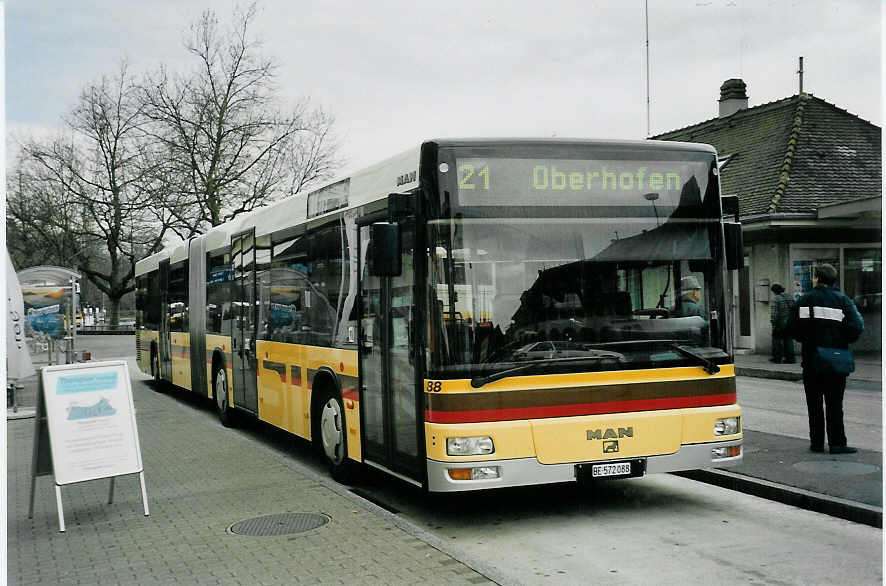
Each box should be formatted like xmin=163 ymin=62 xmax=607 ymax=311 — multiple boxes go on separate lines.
xmin=359 ymin=223 xmax=422 ymax=484
xmin=231 ymin=230 xmax=259 ymax=414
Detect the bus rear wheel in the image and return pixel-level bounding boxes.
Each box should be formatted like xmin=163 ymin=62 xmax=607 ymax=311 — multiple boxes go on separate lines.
xmin=317 ymin=392 xmax=357 ymax=483
xmin=213 ymin=365 xmax=235 ymax=427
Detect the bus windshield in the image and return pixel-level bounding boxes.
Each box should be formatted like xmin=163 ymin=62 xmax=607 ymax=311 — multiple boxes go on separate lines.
xmin=426 ymin=147 xmax=729 ymax=379
xmin=427 ymin=217 xmax=728 ymax=377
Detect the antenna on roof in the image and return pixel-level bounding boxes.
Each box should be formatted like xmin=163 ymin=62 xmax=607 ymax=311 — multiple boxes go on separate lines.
xmin=645 ymin=0 xmax=651 ymax=137
xmin=797 ymin=56 xmax=804 ymax=94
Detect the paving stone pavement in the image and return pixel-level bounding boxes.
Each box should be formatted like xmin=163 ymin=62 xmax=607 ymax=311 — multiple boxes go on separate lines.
xmin=7 ymin=361 xmax=497 ymax=586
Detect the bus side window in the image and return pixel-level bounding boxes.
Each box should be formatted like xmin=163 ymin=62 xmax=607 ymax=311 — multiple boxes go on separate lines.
xmin=206 ymin=251 xmax=231 ymax=334
xmin=255 ymin=236 xmax=272 ymax=341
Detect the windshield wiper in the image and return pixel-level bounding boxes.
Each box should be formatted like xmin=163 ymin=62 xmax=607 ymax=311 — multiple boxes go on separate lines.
xmin=585 ymin=339 xmax=721 ymax=375
xmin=470 ymin=357 xmax=595 ymax=389
xmin=670 ymin=343 xmax=720 ymax=375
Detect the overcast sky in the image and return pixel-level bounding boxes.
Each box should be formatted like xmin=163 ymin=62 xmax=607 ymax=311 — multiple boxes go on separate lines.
xmin=6 ymin=0 xmax=882 ymax=176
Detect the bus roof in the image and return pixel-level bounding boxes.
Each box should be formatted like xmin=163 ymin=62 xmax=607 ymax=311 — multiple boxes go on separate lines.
xmin=135 ymin=249 xmax=169 ymax=275
xmin=427 ymin=137 xmax=717 ymax=155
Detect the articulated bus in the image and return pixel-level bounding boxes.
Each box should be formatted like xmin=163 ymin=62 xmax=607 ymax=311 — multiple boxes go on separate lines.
xmin=135 ymin=138 xmax=744 ymax=492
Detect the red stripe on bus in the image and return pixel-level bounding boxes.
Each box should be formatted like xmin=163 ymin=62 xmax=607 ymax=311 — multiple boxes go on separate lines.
xmin=424 ymin=393 xmax=737 ymax=424
xmin=342 ymin=388 xmax=359 ymax=401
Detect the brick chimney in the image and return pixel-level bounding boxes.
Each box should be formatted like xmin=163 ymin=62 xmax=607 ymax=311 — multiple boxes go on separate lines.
xmin=718 ymin=78 xmax=748 ymax=118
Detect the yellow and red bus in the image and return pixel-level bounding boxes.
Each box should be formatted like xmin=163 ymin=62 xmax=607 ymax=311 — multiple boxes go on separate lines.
xmin=135 ymin=138 xmax=743 ymax=491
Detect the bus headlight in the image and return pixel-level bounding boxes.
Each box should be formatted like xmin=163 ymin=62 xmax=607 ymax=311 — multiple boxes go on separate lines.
xmin=714 ymin=416 xmax=740 ymax=435
xmin=446 ymin=436 xmax=494 ymax=456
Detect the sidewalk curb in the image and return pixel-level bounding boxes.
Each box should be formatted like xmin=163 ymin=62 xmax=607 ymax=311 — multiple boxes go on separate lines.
xmin=736 ymin=367 xmax=802 ymax=381
xmin=674 ymin=468 xmax=883 ymax=529
xmin=736 ymin=366 xmax=881 ymax=388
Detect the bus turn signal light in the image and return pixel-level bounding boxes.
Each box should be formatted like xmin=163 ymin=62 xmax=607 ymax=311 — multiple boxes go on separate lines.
xmin=448 ymin=468 xmax=472 ymax=481
xmin=712 ymin=445 xmax=741 ymax=459
xmin=447 ymin=466 xmax=501 ymax=481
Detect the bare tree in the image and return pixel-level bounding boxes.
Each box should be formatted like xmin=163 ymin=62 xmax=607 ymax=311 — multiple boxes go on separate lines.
xmin=280 ymin=107 xmax=339 ymax=198
xmin=12 ymin=63 xmax=179 ymax=325
xmin=144 ymin=3 xmax=338 ymax=233
xmin=9 ymin=3 xmax=340 ymax=326
xmin=7 ymin=164 xmax=86 ymax=269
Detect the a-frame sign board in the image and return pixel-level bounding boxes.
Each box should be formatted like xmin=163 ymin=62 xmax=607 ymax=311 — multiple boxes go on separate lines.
xmin=28 ymin=360 xmax=150 ymax=532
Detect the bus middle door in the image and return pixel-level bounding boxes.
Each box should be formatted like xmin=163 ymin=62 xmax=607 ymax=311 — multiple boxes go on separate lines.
xmin=231 ymin=230 xmax=259 ymax=414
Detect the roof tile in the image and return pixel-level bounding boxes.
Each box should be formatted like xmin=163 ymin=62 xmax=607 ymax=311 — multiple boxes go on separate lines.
xmin=652 ymin=94 xmax=881 ymax=217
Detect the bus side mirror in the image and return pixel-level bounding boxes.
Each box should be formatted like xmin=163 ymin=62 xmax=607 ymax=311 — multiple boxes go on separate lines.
xmin=721 ymin=195 xmax=740 ymax=222
xmin=370 ymin=222 xmax=402 ymax=277
xmin=724 ymin=223 xmax=743 ymax=271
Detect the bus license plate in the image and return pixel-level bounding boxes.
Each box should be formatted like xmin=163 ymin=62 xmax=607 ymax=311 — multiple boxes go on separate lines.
xmin=591 ymin=462 xmax=632 ymax=478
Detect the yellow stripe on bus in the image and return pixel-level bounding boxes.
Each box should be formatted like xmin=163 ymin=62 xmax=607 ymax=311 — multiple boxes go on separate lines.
xmin=426 ymin=364 xmax=736 ymax=394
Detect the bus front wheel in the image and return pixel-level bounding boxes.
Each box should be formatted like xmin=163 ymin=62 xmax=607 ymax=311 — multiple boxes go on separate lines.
xmin=317 ymin=392 xmax=357 ymax=483
xmin=213 ymin=365 xmax=235 ymax=428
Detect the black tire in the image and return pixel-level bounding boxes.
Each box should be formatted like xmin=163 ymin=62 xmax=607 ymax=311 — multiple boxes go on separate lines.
xmin=316 ymin=391 xmax=358 ymax=483
xmin=213 ymin=364 xmax=235 ymax=427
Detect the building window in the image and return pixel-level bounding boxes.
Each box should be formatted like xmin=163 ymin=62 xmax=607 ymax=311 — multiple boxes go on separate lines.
xmin=844 ymin=248 xmax=881 ymax=313
xmin=791 ymin=247 xmax=840 ymax=296
xmin=790 ymin=245 xmax=880 ymax=312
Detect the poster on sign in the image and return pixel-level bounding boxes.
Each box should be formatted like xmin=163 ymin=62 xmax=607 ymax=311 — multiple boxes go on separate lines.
xmin=40 ymin=361 xmax=143 ymax=486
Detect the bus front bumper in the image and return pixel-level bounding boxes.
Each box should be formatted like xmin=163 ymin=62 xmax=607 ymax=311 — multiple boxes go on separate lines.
xmin=426 ymin=439 xmax=742 ymax=492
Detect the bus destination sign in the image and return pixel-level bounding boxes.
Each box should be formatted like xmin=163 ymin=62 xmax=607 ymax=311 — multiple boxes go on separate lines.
xmin=455 ymin=157 xmax=704 ymax=207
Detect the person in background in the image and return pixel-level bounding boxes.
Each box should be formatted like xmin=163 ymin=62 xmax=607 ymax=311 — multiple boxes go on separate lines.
xmin=769 ymin=283 xmax=795 ymax=364
xmin=785 ymin=264 xmax=864 ymax=454
xmin=673 ymin=275 xmax=703 ymax=317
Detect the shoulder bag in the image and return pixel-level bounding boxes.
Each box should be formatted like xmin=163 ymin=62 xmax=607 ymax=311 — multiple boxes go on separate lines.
xmin=813 ymin=346 xmax=855 ymax=375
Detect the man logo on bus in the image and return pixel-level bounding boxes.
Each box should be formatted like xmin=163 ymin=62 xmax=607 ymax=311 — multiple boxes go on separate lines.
xmin=586 ymin=427 xmax=633 ymax=440
xmin=603 ymin=441 xmax=619 ymax=453
xmin=396 ymin=170 xmax=416 ymax=186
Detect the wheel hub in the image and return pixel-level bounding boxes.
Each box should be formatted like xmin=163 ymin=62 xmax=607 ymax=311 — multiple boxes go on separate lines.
xmin=215 ymin=371 xmax=227 ymax=410
xmin=320 ymin=399 xmax=344 ymax=463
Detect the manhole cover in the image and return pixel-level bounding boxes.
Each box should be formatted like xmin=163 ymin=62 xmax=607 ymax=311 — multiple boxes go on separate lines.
xmin=228 ymin=512 xmax=329 ymax=536
xmin=793 ymin=461 xmax=879 ymax=475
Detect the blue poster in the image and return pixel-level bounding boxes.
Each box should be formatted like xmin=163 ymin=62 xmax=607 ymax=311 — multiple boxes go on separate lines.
xmin=56 ymin=372 xmax=119 ymax=395
xmin=29 ymin=313 xmax=65 ymax=338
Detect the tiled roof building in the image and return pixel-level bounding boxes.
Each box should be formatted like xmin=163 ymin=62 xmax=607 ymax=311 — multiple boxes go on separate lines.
xmin=653 ymin=83 xmax=881 ymax=219
xmin=653 ymin=79 xmax=881 ymax=354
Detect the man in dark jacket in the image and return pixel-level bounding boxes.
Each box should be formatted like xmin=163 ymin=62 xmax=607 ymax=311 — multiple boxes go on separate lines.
xmin=769 ymin=283 xmax=795 ymax=363
xmin=785 ymin=264 xmax=864 ymax=454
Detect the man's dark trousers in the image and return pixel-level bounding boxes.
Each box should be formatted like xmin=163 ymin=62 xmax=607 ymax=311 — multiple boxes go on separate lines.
xmin=771 ymin=332 xmax=795 ymax=362
xmin=803 ymin=370 xmax=848 ymax=449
